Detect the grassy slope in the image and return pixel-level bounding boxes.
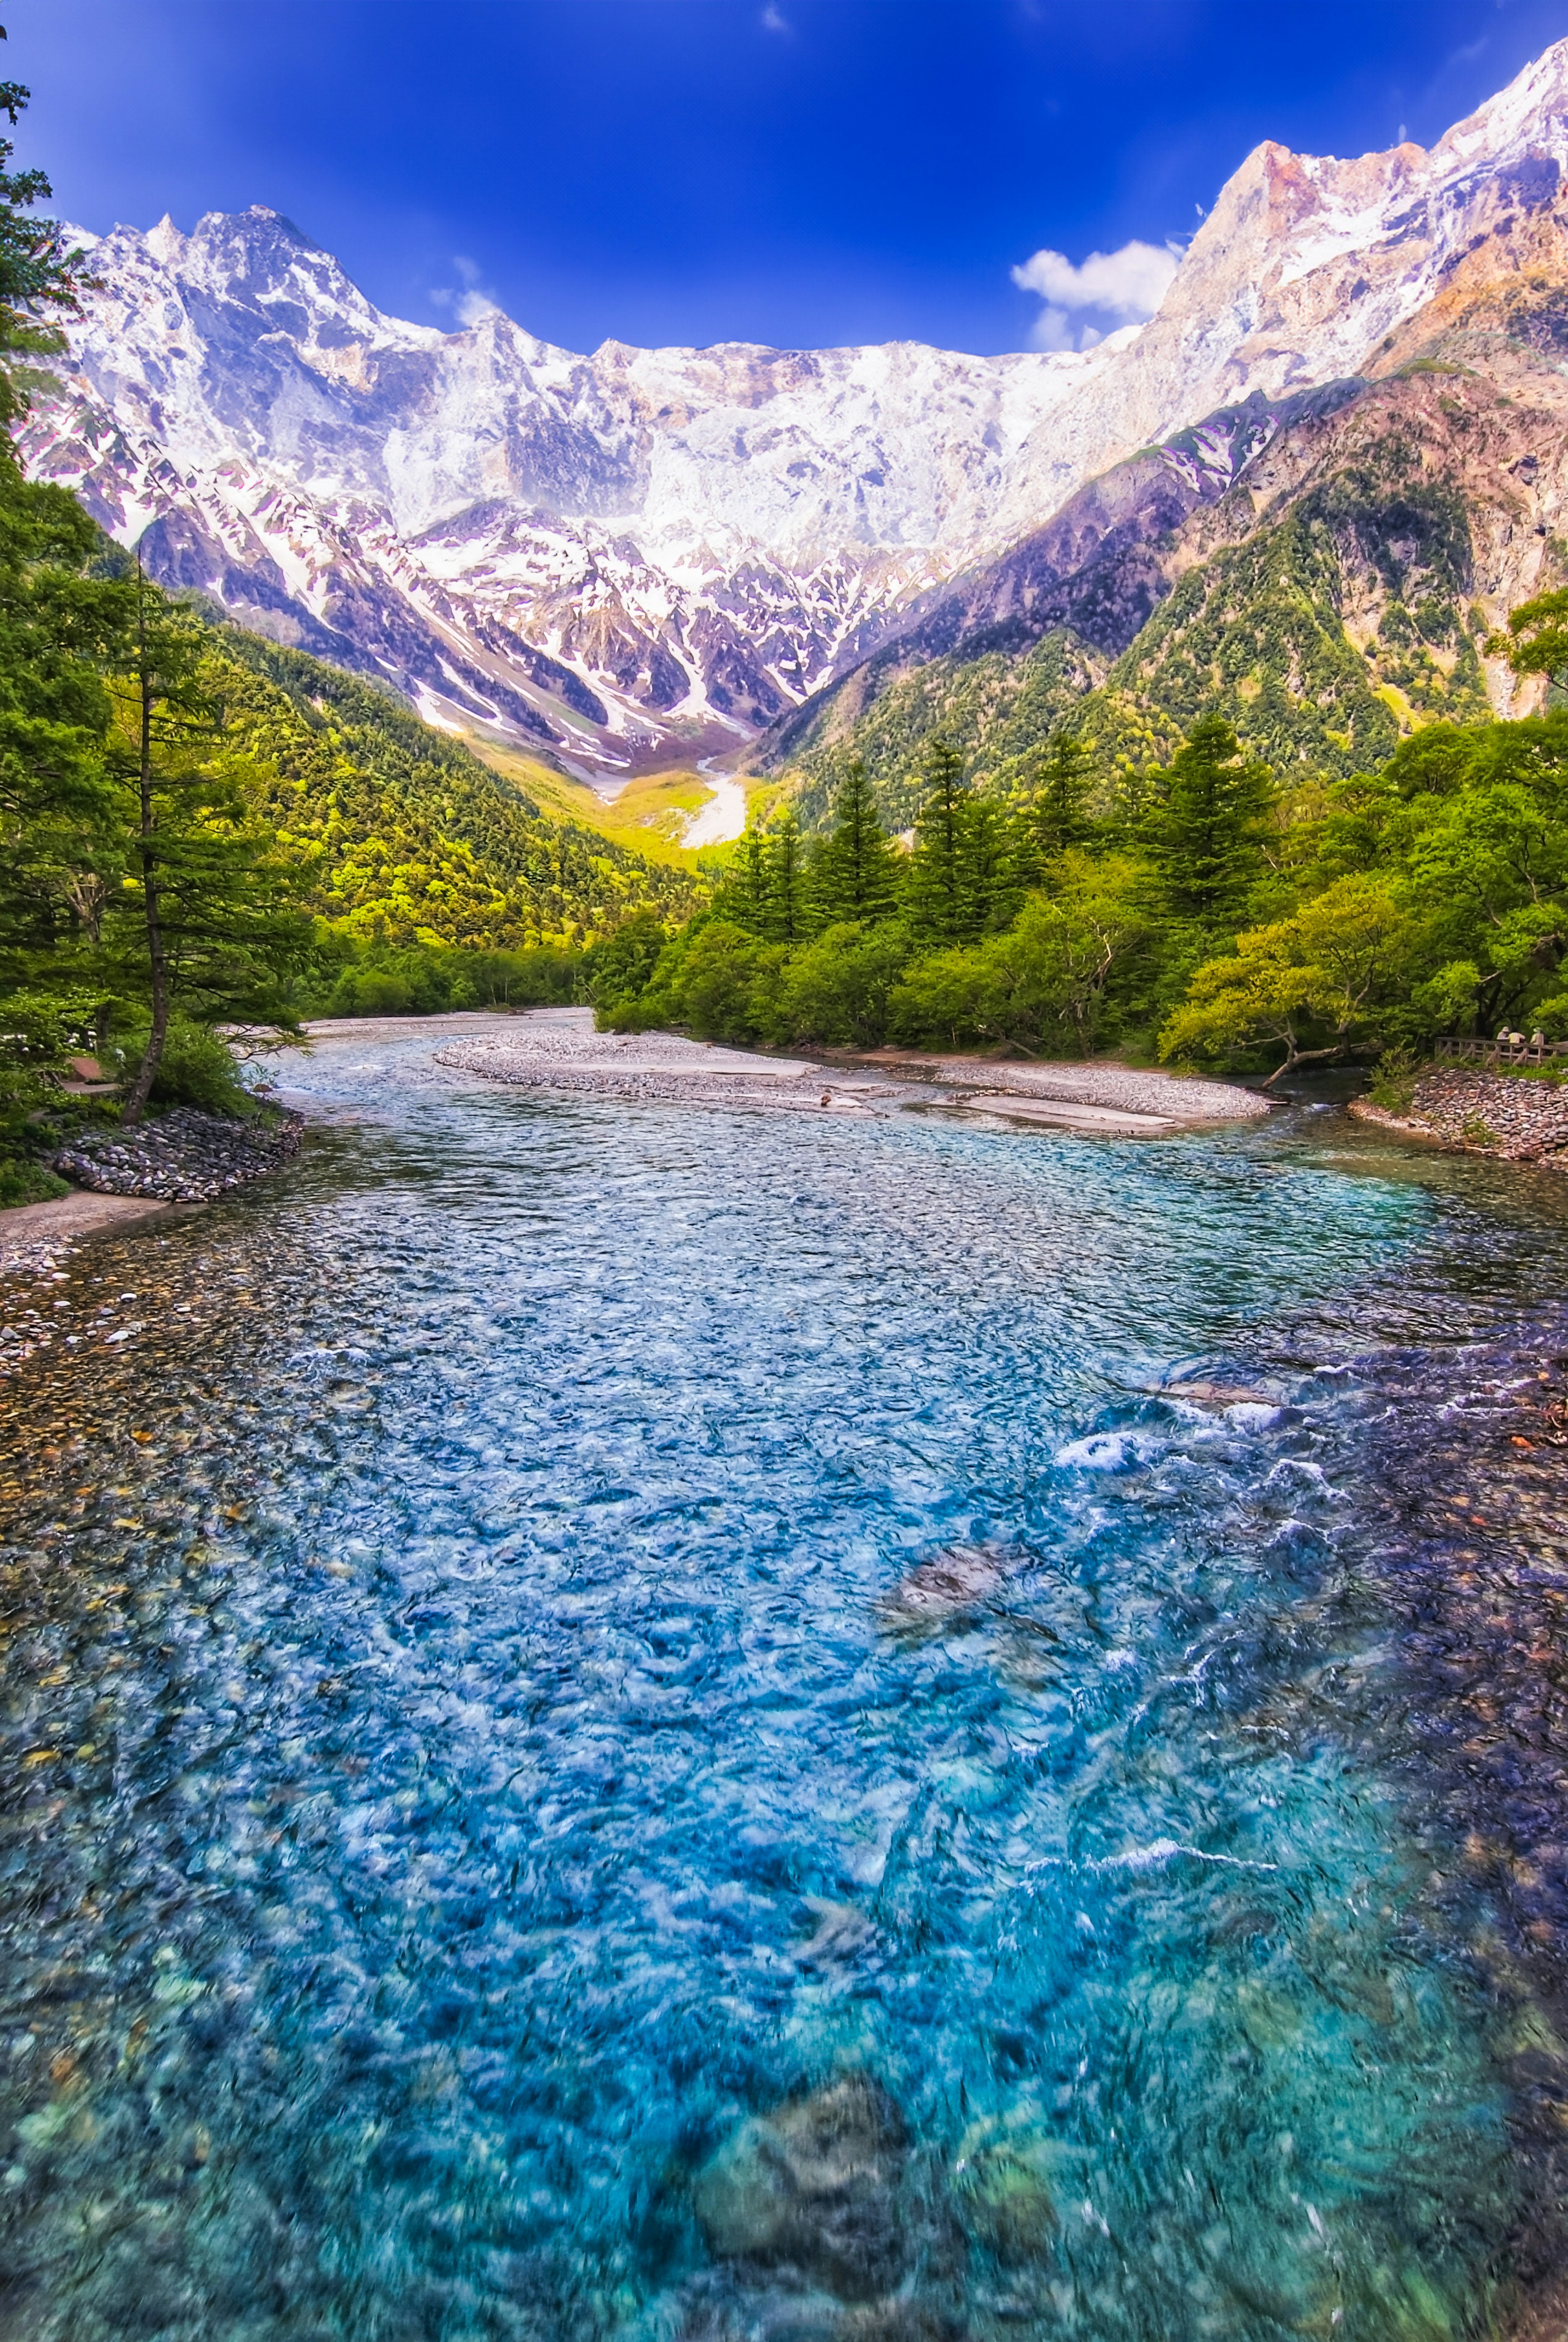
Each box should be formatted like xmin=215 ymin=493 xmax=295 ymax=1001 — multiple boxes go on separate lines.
xmin=209 ymin=630 xmax=705 ymax=946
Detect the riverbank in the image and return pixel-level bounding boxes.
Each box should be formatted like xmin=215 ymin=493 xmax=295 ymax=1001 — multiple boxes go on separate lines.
xmin=1350 ymin=1067 xmax=1568 ymax=1164
xmin=0 ymin=1188 xmax=176 ymax=1281
xmin=432 ymin=1008 xmax=1267 ymax=1131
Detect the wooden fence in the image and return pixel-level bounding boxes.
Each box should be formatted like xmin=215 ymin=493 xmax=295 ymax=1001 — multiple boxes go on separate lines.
xmin=1434 ymin=1035 xmax=1568 ymax=1066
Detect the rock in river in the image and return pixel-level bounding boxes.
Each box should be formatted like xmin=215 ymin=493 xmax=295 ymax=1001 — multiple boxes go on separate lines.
xmin=693 ymin=2077 xmax=909 ymax=2300
xmin=875 ymin=1545 xmax=1007 ymax=1640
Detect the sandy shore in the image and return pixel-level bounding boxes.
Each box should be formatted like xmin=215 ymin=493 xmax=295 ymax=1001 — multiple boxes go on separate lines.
xmin=433 ymin=1008 xmax=1268 ymax=1131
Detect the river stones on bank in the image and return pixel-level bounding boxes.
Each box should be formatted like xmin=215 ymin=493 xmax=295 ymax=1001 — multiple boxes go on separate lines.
xmin=875 ymin=1545 xmax=1007 ymax=1640
xmin=693 ymin=2077 xmax=910 ymax=2300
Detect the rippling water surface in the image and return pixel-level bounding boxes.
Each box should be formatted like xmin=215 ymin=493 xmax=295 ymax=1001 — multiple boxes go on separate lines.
xmin=5 ymin=1023 xmax=1568 ymax=2342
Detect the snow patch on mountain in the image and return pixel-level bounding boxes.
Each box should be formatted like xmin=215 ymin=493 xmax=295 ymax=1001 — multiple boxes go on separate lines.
xmin=22 ymin=36 xmax=1568 ymax=772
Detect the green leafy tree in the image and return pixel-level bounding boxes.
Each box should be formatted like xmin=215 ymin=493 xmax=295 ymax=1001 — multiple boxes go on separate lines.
xmin=891 ymin=853 xmax=1147 ymax=1055
xmin=1506 ymin=590 xmax=1568 ymax=692
xmin=1159 ymin=875 xmax=1409 ymax=1082
xmin=775 ymin=919 xmax=910 ymax=1047
xmin=809 ymin=759 xmax=901 ymax=926
xmin=1143 ymin=715 xmax=1276 ymax=927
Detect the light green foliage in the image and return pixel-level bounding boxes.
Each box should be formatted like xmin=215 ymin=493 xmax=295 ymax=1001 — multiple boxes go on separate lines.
xmin=775 ymin=921 xmax=910 ymax=1047
xmin=211 ymin=634 xmax=700 ymax=949
xmin=891 ymin=855 xmax=1149 ymax=1054
xmin=1507 ymin=588 xmax=1568 ymax=687
xmin=107 ymin=1015 xmax=256 ymax=1116
xmin=1159 ymin=876 xmax=1410 ymax=1080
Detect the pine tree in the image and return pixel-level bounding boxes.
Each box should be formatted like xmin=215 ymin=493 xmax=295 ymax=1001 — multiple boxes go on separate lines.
xmin=106 ymin=573 xmax=307 ymax=1123
xmin=809 ymin=758 xmax=901 ymax=926
xmin=727 ymin=824 xmax=773 ymax=935
xmin=902 ymin=736 xmax=972 ymax=943
xmin=1144 ymin=715 xmax=1275 ymax=928
xmin=1027 ymin=732 xmax=1097 ymax=862
xmin=960 ymin=795 xmax=1027 ymax=936
xmin=765 ymin=808 xmax=811 ymax=943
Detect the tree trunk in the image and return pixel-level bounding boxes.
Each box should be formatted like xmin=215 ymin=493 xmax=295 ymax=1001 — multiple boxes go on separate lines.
xmin=120 ymin=580 xmax=169 ymax=1128
xmin=1261 ymin=1037 xmax=1345 ymax=1089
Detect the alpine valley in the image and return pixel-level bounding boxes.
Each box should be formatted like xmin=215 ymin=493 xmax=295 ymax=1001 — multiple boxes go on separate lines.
xmin=25 ymin=36 xmax=1568 ymax=816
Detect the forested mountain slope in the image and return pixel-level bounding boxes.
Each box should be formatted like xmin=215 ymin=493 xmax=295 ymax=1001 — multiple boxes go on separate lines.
xmin=203 ymin=629 xmax=702 ymax=948
xmin=762 ymin=286 xmax=1568 ymax=824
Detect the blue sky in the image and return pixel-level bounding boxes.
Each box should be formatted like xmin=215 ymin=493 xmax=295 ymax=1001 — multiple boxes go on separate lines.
xmin=12 ymin=0 xmax=1568 ymax=355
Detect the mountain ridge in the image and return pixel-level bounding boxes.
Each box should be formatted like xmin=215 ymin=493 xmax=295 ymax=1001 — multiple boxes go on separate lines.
xmin=22 ymin=36 xmax=1568 ymax=780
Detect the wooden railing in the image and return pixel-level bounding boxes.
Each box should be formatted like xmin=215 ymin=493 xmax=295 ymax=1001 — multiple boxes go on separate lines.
xmin=1434 ymin=1035 xmax=1568 ymax=1066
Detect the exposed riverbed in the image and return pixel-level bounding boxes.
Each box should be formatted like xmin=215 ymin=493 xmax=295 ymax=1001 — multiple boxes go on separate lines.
xmin=3 ymin=1022 xmax=1568 ymax=2340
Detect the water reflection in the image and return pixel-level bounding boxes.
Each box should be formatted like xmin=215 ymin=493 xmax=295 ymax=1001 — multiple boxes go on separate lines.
xmin=0 ymin=1031 xmax=1563 ymax=2338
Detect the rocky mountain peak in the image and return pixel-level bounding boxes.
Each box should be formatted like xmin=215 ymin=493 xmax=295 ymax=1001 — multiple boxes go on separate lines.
xmin=23 ymin=37 xmax=1568 ymax=776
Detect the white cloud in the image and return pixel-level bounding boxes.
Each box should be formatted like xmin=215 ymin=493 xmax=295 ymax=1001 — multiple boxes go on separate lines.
xmin=430 ymin=254 xmax=502 ymax=329
xmin=760 ymin=2 xmax=792 ymax=29
xmin=1011 ymin=237 xmax=1182 ymax=351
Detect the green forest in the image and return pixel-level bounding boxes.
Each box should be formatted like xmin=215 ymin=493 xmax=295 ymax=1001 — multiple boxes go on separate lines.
xmin=589 ymin=658 xmax=1568 ymax=1094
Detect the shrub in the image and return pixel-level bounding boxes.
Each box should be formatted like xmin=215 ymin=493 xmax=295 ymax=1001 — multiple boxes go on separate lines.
xmin=0 ymin=1158 xmax=69 ymax=1207
xmin=112 ymin=1019 xmax=255 ymax=1117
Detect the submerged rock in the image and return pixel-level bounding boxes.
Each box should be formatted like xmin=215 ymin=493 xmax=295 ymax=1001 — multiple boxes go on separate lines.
xmin=951 ymin=2142 xmax=1057 ymax=2262
xmin=693 ymin=2077 xmax=909 ymax=2300
xmin=1160 ymin=1379 xmax=1277 ymax=1411
xmin=875 ymin=1545 xmax=1007 ymax=1639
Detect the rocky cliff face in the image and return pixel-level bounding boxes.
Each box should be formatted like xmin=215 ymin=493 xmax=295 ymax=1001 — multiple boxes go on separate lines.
xmin=22 ymin=38 xmax=1568 ymax=775
xmin=761 ymin=308 xmax=1568 ymax=816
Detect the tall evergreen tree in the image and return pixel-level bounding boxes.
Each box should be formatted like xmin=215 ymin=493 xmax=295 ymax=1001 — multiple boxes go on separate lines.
xmin=106 ymin=573 xmax=306 ymax=1123
xmin=728 ymin=824 xmax=773 ymax=935
xmin=1144 ymin=715 xmax=1275 ymax=928
xmin=1026 ymin=732 xmax=1098 ymax=862
xmin=809 ymin=758 xmax=901 ymax=926
xmin=764 ymin=807 xmax=811 ymax=943
xmin=960 ymin=795 xmax=1027 ymax=936
xmin=0 ymin=50 xmax=96 ymax=423
xmin=903 ymin=736 xmax=973 ymax=943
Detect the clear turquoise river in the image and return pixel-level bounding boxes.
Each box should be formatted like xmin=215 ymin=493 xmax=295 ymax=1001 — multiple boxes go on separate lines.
xmin=5 ymin=1023 xmax=1568 ymax=2342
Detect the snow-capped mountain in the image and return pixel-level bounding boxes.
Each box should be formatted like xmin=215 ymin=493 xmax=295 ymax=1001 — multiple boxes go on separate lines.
xmin=22 ymin=36 xmax=1568 ymax=775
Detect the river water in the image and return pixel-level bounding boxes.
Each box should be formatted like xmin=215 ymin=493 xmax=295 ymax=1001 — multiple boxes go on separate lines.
xmin=4 ymin=1023 xmax=1568 ymax=2342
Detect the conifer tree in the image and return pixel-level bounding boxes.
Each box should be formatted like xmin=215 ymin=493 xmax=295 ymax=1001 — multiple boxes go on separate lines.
xmin=0 ymin=51 xmax=96 ymax=422
xmin=960 ymin=795 xmax=1026 ymax=935
xmin=1144 ymin=715 xmax=1275 ymax=928
xmin=106 ymin=572 xmax=306 ymax=1123
xmin=765 ymin=807 xmax=810 ymax=943
xmin=729 ymin=824 xmax=773 ymax=935
xmin=1027 ymin=732 xmax=1097 ymax=862
xmin=902 ymin=736 xmax=972 ymax=943
xmin=809 ymin=758 xmax=901 ymax=926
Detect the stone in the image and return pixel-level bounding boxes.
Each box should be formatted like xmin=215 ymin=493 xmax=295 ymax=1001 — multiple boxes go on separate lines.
xmin=875 ymin=1545 xmax=1007 ymax=1640
xmin=693 ymin=2077 xmax=909 ymax=2301
xmin=950 ymin=2143 xmax=1057 ymax=2263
